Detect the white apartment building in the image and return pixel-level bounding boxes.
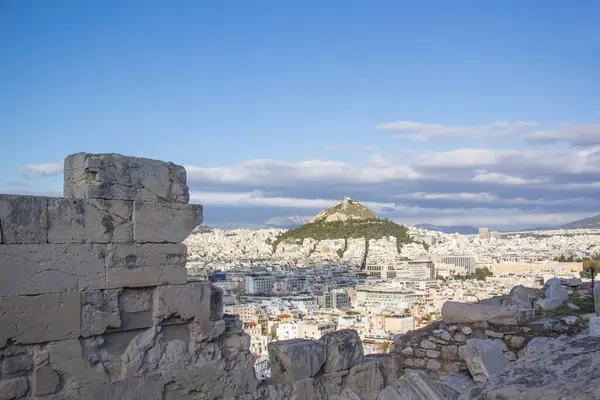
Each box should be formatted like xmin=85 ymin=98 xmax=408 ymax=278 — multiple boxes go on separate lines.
xmin=355 ymin=286 xmax=422 ymax=310
xmin=324 ymin=289 xmax=350 ymax=309
xmin=276 ymin=322 xmax=299 ymax=340
xmin=441 ymin=256 xmax=476 ymax=275
xmin=245 ymin=274 xmax=276 ymax=294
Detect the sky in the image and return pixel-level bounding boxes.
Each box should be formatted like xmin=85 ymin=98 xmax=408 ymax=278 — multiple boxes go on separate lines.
xmin=2 ymin=1 xmax=600 ymax=230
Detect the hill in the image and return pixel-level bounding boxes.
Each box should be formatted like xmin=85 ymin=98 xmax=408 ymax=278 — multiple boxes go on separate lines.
xmin=273 ymin=198 xmax=412 ymax=248
xmin=310 ymin=197 xmax=377 ymax=223
xmin=414 ymin=223 xmax=478 ymax=235
xmin=559 ymin=214 xmax=600 ymax=229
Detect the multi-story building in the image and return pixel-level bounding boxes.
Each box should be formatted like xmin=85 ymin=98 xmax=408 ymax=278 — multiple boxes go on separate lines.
xmin=324 ymin=289 xmax=350 ymax=309
xmin=441 ymin=256 xmax=476 ymax=275
xmin=355 ymin=286 xmax=422 ymax=311
xmin=245 ymin=273 xmax=276 ymax=294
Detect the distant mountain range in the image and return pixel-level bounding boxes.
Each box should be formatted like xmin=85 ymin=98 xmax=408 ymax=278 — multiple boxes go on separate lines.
xmin=522 ymin=214 xmax=600 ymax=231
xmin=414 ymin=224 xmax=479 ymax=235
xmin=265 ymin=215 xmax=312 ymax=229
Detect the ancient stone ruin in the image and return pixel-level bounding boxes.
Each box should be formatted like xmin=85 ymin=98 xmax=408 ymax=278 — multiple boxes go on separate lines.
xmin=1 ymin=152 xmax=599 ymax=400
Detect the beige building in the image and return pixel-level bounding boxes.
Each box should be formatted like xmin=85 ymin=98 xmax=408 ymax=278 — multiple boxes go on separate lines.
xmin=490 ymin=262 xmax=583 ymax=275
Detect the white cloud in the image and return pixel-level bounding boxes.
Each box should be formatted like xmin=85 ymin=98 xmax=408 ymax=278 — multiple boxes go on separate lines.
xmin=376 ymin=120 xmax=540 ymax=141
xmin=472 ymin=172 xmax=548 ymax=185
xmin=377 ymin=120 xmax=600 ymax=146
xmin=185 ymin=158 xmax=420 ymax=186
xmin=20 ymin=163 xmax=63 ymax=178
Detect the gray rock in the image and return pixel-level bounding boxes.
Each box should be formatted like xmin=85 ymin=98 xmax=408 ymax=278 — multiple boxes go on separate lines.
xmin=345 ymin=358 xmax=385 ymax=396
xmin=441 ymin=373 xmax=477 ymax=396
xmin=567 ymin=302 xmax=581 ymax=311
xmin=32 ymin=365 xmax=61 ymax=395
xmin=268 ymin=339 xmax=326 ymax=383
xmin=561 ymin=315 xmax=580 ymax=326
xmin=459 ymin=339 xmax=508 ymax=384
xmin=565 ymin=278 xmax=583 ymax=287
xmin=321 ymin=329 xmax=364 ymax=372
xmin=535 ymin=297 xmax=564 ymax=311
xmin=442 ymin=301 xmax=520 ymax=325
xmin=0 ymin=377 xmax=28 ymax=400
xmin=64 ymin=152 xmax=189 ymax=203
xmin=461 ymin=336 xmax=600 ymax=399
xmin=503 ymin=285 xmax=539 ymax=309
xmin=377 ymin=369 xmax=454 ymax=400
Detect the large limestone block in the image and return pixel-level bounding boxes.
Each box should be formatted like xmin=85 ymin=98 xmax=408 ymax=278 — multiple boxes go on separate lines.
xmin=39 ymin=374 xmax=163 ymax=400
xmin=442 ymin=301 xmax=520 ymax=325
xmin=39 ymin=338 xmax=109 ymax=390
xmin=133 ymin=200 xmax=202 ymax=243
xmin=47 ymin=198 xmax=133 ymax=243
xmin=105 ymin=243 xmax=187 ymax=268
xmin=0 ymin=244 xmax=106 ymax=296
xmin=268 ymin=339 xmax=326 ymax=383
xmin=81 ymin=289 xmax=122 ymax=336
xmin=376 ymin=369 xmax=451 ymax=400
xmin=0 ymin=292 xmax=81 ymax=347
xmin=0 ymin=195 xmax=48 ymax=244
xmin=461 ymin=336 xmax=600 ymax=400
xmin=106 ymin=266 xmax=187 ymax=288
xmin=321 ymin=329 xmax=364 ymax=372
xmin=459 ymin=339 xmax=508 ymax=384
xmin=64 ymin=152 xmax=189 ymax=203
xmin=105 ymin=243 xmax=188 ymax=288
xmin=153 ymin=282 xmax=213 ymax=322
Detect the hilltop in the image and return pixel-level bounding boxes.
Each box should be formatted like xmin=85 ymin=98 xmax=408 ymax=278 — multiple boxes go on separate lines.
xmin=273 ymin=198 xmax=411 ymax=248
xmin=310 ymin=197 xmax=377 ymax=223
xmin=559 ymin=213 xmax=600 ymax=229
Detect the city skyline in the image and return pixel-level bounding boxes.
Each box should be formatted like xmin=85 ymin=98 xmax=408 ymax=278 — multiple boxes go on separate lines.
xmin=2 ymin=1 xmax=600 ymax=229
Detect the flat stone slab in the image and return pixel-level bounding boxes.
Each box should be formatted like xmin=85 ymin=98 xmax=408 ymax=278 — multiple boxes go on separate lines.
xmin=442 ymin=301 xmax=520 ymax=325
xmin=64 ymin=152 xmax=189 ymax=203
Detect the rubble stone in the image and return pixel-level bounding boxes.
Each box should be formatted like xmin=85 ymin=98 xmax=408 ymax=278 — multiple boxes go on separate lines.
xmin=321 ymin=329 xmax=364 ymax=372
xmin=459 ymin=339 xmax=508 ymax=384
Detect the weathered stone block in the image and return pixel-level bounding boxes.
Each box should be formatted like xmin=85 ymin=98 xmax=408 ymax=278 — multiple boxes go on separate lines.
xmin=42 ymin=374 xmax=163 ymax=400
xmin=1 ymin=352 xmax=33 ymax=375
xmin=211 ymin=286 xmax=224 ymax=320
xmin=460 ymin=338 xmax=508 ymax=384
xmin=442 ymin=301 xmax=520 ymax=325
xmin=0 ymin=292 xmax=81 ymax=347
xmin=32 ymin=365 xmax=60 ymax=396
xmin=81 ymin=289 xmax=121 ymax=336
xmin=106 ymin=267 xmax=187 ymax=288
xmin=133 ymin=201 xmax=202 ymax=243
xmin=153 ymin=282 xmax=212 ymax=323
xmin=268 ymin=339 xmax=326 ymax=383
xmin=47 ymin=198 xmax=133 ymax=243
xmin=0 ymin=194 xmax=48 ymax=244
xmin=0 ymin=244 xmax=106 ymax=296
xmin=345 ymin=359 xmax=385 ymax=396
xmin=0 ymin=377 xmax=28 ymax=400
xmin=105 ymin=243 xmax=187 ymax=268
xmin=118 ymin=288 xmax=153 ymax=331
xmin=64 ymin=152 xmax=189 ymax=203
xmin=376 ymin=369 xmax=449 ymax=400
xmin=321 ymin=329 xmax=364 ymax=372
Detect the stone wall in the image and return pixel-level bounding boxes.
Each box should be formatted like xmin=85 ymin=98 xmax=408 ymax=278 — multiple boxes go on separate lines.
xmin=0 ymin=153 xmax=259 ymax=400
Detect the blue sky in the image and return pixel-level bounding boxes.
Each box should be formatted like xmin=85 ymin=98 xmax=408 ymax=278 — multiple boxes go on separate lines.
xmin=2 ymin=1 xmax=600 ymax=229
